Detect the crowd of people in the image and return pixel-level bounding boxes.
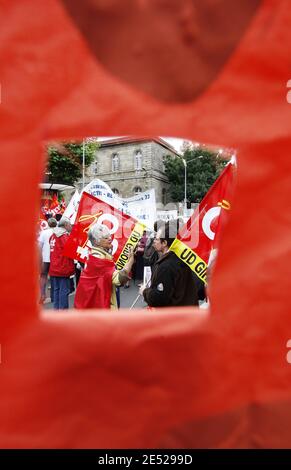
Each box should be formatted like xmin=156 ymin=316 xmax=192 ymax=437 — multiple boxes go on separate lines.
xmin=38 ymin=216 xmax=206 ymax=310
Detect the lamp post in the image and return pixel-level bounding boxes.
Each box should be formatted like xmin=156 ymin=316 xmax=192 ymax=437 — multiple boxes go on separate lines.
xmin=182 ymin=158 xmax=187 ymax=216
xmin=82 ymin=139 xmax=85 ymax=189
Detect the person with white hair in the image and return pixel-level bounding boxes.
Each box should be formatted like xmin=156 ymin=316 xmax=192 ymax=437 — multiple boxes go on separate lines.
xmin=74 ymin=223 xmax=135 ymax=309
xmin=49 ymin=216 xmax=75 ymax=309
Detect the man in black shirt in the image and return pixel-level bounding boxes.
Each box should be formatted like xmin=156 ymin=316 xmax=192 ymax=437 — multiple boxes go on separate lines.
xmin=140 ymin=220 xmax=198 ymax=308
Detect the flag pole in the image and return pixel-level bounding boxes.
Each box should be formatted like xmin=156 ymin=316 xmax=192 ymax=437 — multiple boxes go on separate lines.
xmin=129 ymin=279 xmax=151 ymax=310
xmin=129 ymin=294 xmax=141 ymax=310
xmin=82 ymin=139 xmax=85 ymax=189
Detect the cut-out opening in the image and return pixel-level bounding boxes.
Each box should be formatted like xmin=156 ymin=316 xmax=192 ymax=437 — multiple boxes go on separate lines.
xmin=38 ymin=136 xmax=236 ymax=312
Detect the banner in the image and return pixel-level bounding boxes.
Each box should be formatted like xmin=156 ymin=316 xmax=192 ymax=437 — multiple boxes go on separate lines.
xmin=83 ymin=179 xmax=156 ymax=229
xmin=60 ymin=196 xmax=66 ymax=212
xmin=143 ymin=266 xmax=152 ymax=287
xmin=39 ymin=193 xmax=67 ymax=230
xmin=157 ymin=210 xmax=178 ymax=222
xmin=63 ymin=192 xmax=146 ymax=268
xmin=49 ymin=194 xmax=62 ymax=216
xmin=170 ymin=159 xmax=235 ymax=284
xmin=62 ymin=189 xmax=80 ymax=223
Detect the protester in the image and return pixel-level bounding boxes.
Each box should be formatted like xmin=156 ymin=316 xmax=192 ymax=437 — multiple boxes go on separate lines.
xmin=143 ymin=224 xmax=159 ymax=272
xmin=74 ymin=223 xmax=135 ymax=309
xmin=132 ymin=229 xmax=147 ymax=283
xmin=140 ymin=220 xmax=198 ymax=307
xmin=38 ymin=217 xmax=57 ymax=303
xmin=49 ymin=216 xmax=75 ymax=309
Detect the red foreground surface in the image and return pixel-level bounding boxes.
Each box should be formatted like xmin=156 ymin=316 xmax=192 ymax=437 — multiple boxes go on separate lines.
xmin=0 ymin=0 xmax=291 ymax=447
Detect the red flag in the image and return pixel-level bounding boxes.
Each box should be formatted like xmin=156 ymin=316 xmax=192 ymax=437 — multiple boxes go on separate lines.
xmin=49 ymin=193 xmax=62 ymax=216
xmin=63 ymin=192 xmax=146 ymax=267
xmin=40 ymin=198 xmax=50 ymax=217
xmin=170 ymin=160 xmax=235 ymax=283
xmin=74 ymin=257 xmax=115 ymax=309
xmin=60 ymin=196 xmax=66 ymax=214
xmin=38 ymin=215 xmax=48 ymax=231
xmin=39 ymin=200 xmax=49 ymax=231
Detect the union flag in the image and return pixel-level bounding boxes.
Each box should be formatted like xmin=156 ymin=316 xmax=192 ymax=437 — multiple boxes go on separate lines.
xmin=170 ymin=159 xmax=236 ymax=283
xmin=63 ymin=192 xmax=146 ymax=268
xmin=49 ymin=193 xmax=62 ymax=216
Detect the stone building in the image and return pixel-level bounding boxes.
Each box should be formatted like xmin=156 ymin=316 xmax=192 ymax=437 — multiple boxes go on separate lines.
xmin=85 ymin=136 xmax=180 ymax=203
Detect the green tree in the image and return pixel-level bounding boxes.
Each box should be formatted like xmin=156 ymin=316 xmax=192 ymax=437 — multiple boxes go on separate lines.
xmin=46 ymin=140 xmax=99 ymax=186
xmin=164 ymin=146 xmax=227 ymax=204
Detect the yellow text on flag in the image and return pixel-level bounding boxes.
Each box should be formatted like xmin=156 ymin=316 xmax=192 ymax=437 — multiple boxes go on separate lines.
xmin=170 ymin=239 xmax=208 ymax=284
xmin=115 ymin=222 xmax=146 ymax=271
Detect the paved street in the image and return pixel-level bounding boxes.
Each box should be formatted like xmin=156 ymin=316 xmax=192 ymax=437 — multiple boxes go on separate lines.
xmin=43 ymin=279 xmax=147 ymax=310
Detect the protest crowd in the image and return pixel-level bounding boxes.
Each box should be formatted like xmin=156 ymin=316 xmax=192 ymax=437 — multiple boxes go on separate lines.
xmin=38 ymin=165 xmax=233 ymax=311
xmin=38 ymin=214 xmax=205 ymax=311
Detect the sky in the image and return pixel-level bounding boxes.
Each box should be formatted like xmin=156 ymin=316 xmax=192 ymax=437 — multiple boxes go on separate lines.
xmin=161 ymin=137 xmax=184 ymax=153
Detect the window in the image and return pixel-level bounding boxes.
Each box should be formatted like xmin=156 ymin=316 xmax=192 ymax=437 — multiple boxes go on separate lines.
xmin=133 ymin=186 xmax=142 ymax=195
xmin=134 ymin=150 xmax=142 ymax=170
xmin=162 ymin=155 xmax=166 ymax=172
xmin=112 ymin=153 xmax=119 ymax=172
xmin=93 ymin=161 xmax=98 ymax=175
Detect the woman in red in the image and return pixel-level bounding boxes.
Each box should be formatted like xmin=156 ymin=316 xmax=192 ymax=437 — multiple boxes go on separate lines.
xmin=75 ymin=223 xmax=135 ymax=309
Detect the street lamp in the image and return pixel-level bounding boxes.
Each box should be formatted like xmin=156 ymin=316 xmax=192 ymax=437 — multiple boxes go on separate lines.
xmin=182 ymin=158 xmax=187 ymax=216
xmin=82 ymin=139 xmax=85 ymax=189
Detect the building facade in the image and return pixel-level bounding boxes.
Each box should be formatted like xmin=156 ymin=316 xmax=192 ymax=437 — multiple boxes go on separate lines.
xmin=84 ymin=137 xmax=180 ymax=203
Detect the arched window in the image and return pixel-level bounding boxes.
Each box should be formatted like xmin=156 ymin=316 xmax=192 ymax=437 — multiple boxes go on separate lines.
xmin=93 ymin=161 xmax=98 ymax=175
xmin=162 ymin=155 xmax=166 ymax=172
xmin=112 ymin=153 xmax=119 ymax=172
xmin=134 ymin=150 xmax=142 ymax=170
xmin=133 ymin=186 xmax=142 ymax=195
xmin=112 ymin=188 xmax=119 ymax=195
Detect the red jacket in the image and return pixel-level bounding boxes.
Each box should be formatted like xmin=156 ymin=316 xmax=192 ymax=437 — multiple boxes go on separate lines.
xmin=74 ymin=256 xmax=115 ymax=309
xmin=49 ymin=229 xmax=75 ymax=277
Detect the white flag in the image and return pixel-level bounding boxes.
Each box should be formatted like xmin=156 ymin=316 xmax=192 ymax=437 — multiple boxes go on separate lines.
xmin=83 ymin=179 xmax=156 ymax=229
xmin=62 ymin=189 xmax=80 ymax=224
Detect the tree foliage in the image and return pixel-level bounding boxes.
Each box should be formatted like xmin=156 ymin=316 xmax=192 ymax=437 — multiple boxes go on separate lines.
xmin=164 ymin=145 xmax=227 ymax=204
xmin=46 ymin=140 xmax=99 ymax=186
